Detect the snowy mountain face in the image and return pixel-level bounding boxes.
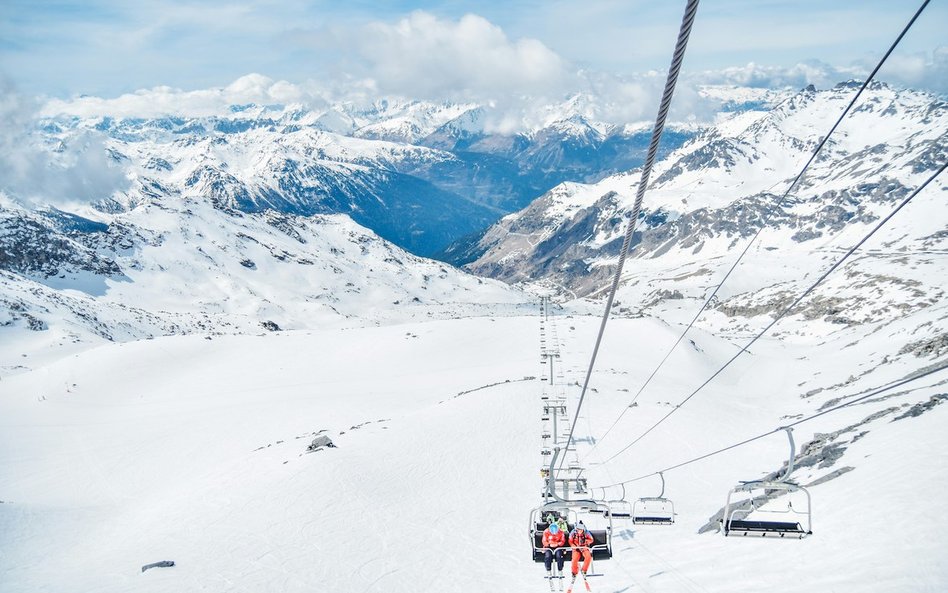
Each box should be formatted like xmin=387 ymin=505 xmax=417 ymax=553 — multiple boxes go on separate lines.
xmin=0 ymin=192 xmax=529 ymax=373
xmin=465 ymin=83 xmax=947 ymax=303
xmin=32 ymin=98 xmax=697 ymax=259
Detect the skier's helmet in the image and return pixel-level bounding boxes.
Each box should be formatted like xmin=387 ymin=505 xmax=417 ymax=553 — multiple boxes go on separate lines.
xmin=549 ymin=523 xmax=559 ymax=534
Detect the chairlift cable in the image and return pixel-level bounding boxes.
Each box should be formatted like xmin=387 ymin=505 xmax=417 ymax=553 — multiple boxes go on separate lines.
xmin=595 ymin=357 xmax=948 ymax=489
xmin=594 ymin=159 xmax=946 ymax=467
xmin=557 ymin=0 xmax=701 ymax=476
xmin=582 ymin=0 xmax=934 ymax=461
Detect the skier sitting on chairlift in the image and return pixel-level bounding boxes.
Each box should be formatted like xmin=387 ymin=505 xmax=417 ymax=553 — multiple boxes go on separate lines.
xmin=541 ymin=521 xmax=566 ymax=578
xmin=568 ymin=522 xmax=594 ymax=577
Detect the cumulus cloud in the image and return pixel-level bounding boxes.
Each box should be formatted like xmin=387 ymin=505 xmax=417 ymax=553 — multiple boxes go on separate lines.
xmin=30 ymin=12 xmax=947 ymax=138
xmin=691 ymin=50 xmax=948 ymax=97
xmin=351 ymin=11 xmax=572 ymax=100
xmin=873 ymin=46 xmax=948 ymax=95
xmin=41 ymin=73 xmax=327 ymax=119
xmin=301 ymin=11 xmax=716 ymax=132
xmin=1 ymin=78 xmax=129 ymax=208
xmin=691 ymin=60 xmax=863 ymax=90
xmin=39 ymin=12 xmax=685 ymax=132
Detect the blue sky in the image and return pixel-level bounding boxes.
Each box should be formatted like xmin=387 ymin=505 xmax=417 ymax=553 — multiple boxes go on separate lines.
xmin=1 ymin=0 xmax=945 ymax=99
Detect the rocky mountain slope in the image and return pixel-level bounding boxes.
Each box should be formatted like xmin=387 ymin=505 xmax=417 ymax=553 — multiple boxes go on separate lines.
xmin=35 ymin=96 xmax=698 ymax=257
xmin=465 ymin=82 xmax=946 ymax=311
xmin=0 ymin=192 xmax=528 ymax=375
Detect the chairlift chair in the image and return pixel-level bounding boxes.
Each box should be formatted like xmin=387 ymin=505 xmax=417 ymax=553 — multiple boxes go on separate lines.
xmin=603 ymin=484 xmax=633 ymax=519
xmin=632 ymin=472 xmax=675 ymax=525
xmin=532 ymin=446 xmax=613 ymax=566
xmin=529 ymin=501 xmax=613 ymax=565
xmin=721 ymin=428 xmax=813 ymax=539
xmin=544 ymin=404 xmax=567 ymax=417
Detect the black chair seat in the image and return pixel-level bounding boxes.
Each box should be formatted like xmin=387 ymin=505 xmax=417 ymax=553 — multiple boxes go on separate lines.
xmin=726 ymin=519 xmax=805 ymax=534
xmin=633 ymin=516 xmax=673 ymax=524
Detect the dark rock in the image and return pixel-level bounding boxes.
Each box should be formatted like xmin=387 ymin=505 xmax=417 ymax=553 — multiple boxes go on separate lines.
xmin=141 ymin=560 xmax=175 ymax=573
xmin=893 ymin=394 xmax=948 ymax=421
xmin=307 ymin=435 xmax=337 ymax=452
xmin=899 ymin=334 xmax=948 ymax=359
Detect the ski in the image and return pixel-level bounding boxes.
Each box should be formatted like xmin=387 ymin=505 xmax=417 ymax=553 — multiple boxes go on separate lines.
xmin=546 ymin=569 xmax=564 ymax=592
xmin=566 ymin=574 xmax=577 ymax=593
xmin=580 ymin=571 xmax=591 ymax=592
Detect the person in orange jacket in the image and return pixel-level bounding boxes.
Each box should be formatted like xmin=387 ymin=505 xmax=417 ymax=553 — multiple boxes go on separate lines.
xmin=542 ymin=521 xmax=566 ymax=578
xmin=568 ymin=522 xmax=594 ymax=576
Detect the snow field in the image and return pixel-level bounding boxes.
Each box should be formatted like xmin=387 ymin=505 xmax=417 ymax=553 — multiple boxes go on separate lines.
xmin=1 ymin=309 xmax=946 ymax=592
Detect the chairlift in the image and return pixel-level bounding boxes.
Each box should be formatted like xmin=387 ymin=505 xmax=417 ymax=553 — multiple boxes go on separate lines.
xmin=544 ymin=404 xmax=567 ymax=416
xmin=721 ymin=428 xmax=813 ymax=539
xmin=632 ymin=472 xmax=675 ymax=525
xmin=531 ymin=447 xmax=613 ymax=567
xmin=529 ymin=501 xmax=613 ymax=567
xmin=603 ymin=484 xmax=633 ymax=519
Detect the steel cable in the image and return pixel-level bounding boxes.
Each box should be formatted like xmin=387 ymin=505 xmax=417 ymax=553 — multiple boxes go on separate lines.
xmin=583 ymin=0 xmax=934 ymax=461
xmin=557 ymin=0 xmax=701 ymax=475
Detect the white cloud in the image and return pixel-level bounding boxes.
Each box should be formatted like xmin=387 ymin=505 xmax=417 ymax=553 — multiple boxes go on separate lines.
xmin=874 ymin=46 xmax=948 ymax=95
xmin=689 ymin=49 xmax=948 ymax=97
xmin=30 ymin=13 xmax=946 ymax=137
xmin=0 ymin=79 xmax=130 ymax=207
xmin=350 ymin=11 xmax=571 ymax=101
xmin=691 ymin=61 xmax=863 ymax=90
xmin=40 ymin=74 xmax=326 ymax=119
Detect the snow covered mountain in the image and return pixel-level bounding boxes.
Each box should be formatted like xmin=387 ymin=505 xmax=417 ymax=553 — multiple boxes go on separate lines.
xmin=1 ymin=81 xmax=946 ymax=593
xmin=465 ymin=82 xmax=947 ymax=302
xmin=0 ymin=191 xmax=529 ymax=373
xmin=33 ymin=94 xmax=700 ymax=257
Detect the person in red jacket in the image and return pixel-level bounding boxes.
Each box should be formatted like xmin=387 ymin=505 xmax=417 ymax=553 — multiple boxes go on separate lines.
xmin=568 ymin=522 xmax=594 ymax=577
xmin=542 ymin=521 xmax=566 ymax=578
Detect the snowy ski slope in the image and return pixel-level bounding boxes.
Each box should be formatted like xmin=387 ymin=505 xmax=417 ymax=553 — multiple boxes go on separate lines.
xmin=2 ymin=303 xmax=946 ymax=592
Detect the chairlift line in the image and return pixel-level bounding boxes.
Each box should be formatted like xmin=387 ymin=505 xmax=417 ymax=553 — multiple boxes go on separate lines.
xmin=582 ymin=0 xmax=936 ymax=462
xmin=558 ymin=0 xmax=702 ymax=475
xmin=532 ymin=1 xmax=702 ymax=573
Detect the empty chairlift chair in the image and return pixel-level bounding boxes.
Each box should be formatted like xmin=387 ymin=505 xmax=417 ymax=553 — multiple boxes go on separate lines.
xmin=722 ymin=427 xmax=813 ymax=539
xmin=606 ymin=484 xmax=633 ymax=519
xmin=632 ymin=472 xmax=675 ymax=525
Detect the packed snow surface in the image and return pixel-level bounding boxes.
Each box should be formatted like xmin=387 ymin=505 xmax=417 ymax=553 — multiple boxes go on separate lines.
xmin=2 ymin=306 xmax=946 ymax=592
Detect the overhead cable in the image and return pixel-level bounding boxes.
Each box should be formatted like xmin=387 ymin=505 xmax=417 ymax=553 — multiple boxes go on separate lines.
xmin=595 ymin=159 xmax=946 ymax=467
xmin=583 ymin=0 xmax=935 ymax=460
xmin=596 ymin=359 xmax=948 ymax=489
xmin=558 ymin=0 xmax=701 ymax=474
